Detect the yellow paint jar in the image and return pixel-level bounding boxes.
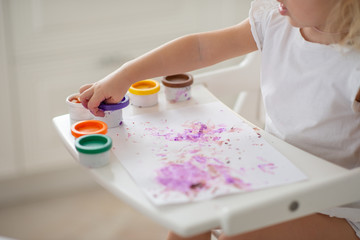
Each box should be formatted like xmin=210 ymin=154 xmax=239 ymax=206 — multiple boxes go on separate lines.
xmin=128 ymin=79 xmax=160 ymax=107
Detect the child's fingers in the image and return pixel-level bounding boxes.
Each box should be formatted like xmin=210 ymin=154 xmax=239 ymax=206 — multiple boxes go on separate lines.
xmin=104 ymin=96 xmax=122 ymax=104
xmin=87 ymin=91 xmax=106 ymax=117
xmin=80 ymin=86 xmax=105 ymax=117
xmin=79 ymin=84 xmax=93 ymax=94
xmin=79 ymin=87 xmax=93 ymax=109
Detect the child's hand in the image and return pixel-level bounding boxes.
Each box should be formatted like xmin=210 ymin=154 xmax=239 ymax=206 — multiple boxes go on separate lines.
xmin=79 ymin=72 xmax=131 ymax=117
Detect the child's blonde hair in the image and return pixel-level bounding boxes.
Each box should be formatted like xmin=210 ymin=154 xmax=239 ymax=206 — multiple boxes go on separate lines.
xmin=330 ymin=0 xmax=360 ymax=50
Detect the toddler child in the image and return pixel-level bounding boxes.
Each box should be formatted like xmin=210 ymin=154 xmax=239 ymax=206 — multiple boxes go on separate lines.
xmin=79 ymin=0 xmax=360 ymax=239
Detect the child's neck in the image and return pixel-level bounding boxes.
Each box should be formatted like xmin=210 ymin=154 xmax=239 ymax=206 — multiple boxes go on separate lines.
xmin=300 ymin=26 xmax=345 ymax=45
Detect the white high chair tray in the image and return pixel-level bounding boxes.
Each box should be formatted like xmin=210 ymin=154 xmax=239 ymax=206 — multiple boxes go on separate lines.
xmin=53 ymin=84 xmax=360 ymax=237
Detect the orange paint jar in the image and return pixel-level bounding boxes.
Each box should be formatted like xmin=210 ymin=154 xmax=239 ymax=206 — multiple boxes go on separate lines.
xmin=71 ymin=120 xmax=108 ymax=138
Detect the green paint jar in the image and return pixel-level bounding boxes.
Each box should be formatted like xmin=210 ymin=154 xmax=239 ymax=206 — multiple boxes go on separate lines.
xmin=75 ymin=134 xmax=112 ymax=168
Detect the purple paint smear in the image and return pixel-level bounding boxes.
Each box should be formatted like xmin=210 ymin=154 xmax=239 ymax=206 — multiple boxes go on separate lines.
xmin=156 ymin=161 xmax=209 ymax=194
xmin=258 ymin=163 xmax=277 ymax=174
xmin=151 ymin=121 xmax=238 ymax=144
xmin=170 ymin=89 xmax=190 ymax=103
xmin=149 ymin=121 xmax=254 ymax=196
xmin=156 ymin=154 xmax=251 ymax=196
xmin=126 ymin=120 xmax=272 ymax=198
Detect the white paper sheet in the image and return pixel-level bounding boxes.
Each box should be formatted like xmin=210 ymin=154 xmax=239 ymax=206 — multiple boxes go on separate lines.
xmin=108 ymin=102 xmax=307 ymax=205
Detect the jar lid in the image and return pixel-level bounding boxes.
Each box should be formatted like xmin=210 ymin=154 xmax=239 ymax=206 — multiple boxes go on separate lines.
xmin=162 ymin=73 xmax=193 ymax=88
xmin=99 ymin=95 xmax=130 ymax=111
xmin=129 ymin=79 xmax=160 ymax=95
xmin=71 ymin=120 xmax=108 ymax=138
xmin=75 ymin=134 xmax=112 ymax=154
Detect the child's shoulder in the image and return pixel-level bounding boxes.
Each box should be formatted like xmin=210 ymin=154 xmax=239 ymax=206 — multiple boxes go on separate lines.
xmin=250 ymin=0 xmax=279 ymax=17
xmin=250 ymin=0 xmax=284 ymax=28
xmin=251 ymin=0 xmax=278 ymax=9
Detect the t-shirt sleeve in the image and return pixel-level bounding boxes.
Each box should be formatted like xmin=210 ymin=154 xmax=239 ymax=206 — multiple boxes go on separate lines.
xmin=249 ymin=0 xmax=278 ymax=51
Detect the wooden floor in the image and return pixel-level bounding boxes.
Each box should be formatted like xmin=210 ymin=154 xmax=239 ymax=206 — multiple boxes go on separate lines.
xmin=0 ymin=186 xmax=169 ymax=240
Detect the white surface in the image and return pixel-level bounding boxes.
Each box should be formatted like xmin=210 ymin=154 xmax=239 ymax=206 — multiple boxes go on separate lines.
xmin=53 ymin=84 xmax=360 ymax=237
xmin=0 ymin=0 xmax=16 ymax=178
xmin=109 ymin=101 xmax=307 ymax=205
xmin=78 ymin=151 xmax=110 ymax=169
xmin=164 ymin=86 xmax=192 ymax=103
xmin=95 ymin=109 xmax=124 ymax=128
xmin=128 ymin=92 xmax=159 ymax=108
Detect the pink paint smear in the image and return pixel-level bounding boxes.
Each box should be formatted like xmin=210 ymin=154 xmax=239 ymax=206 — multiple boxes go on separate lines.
xmin=141 ymin=121 xmax=265 ymax=197
xmin=156 ymin=154 xmax=251 ymax=196
xmin=151 ymin=121 xmax=242 ymax=144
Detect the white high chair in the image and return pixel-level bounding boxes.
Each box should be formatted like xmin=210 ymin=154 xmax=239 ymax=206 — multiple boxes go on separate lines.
xmin=53 ymin=51 xmax=360 ymax=239
xmin=195 ymin=51 xmax=261 ymax=240
xmin=195 ymin=51 xmax=264 ymax=128
xmin=194 ymin=51 xmax=360 ymax=240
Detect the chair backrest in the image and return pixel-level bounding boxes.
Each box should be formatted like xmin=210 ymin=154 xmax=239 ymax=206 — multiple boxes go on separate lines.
xmin=195 ymin=51 xmax=264 ymax=127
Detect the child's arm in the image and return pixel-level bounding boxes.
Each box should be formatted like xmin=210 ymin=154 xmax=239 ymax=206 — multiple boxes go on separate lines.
xmin=80 ymin=18 xmax=257 ymax=116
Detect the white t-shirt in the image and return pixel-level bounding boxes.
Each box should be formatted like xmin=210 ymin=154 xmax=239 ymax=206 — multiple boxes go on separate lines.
xmin=249 ymin=0 xmax=360 ymax=220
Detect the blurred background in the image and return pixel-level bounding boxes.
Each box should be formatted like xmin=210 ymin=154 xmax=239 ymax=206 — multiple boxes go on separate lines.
xmin=0 ymin=0 xmax=252 ymax=239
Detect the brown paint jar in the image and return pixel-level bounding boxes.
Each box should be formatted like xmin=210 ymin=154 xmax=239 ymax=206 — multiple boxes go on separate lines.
xmin=162 ymin=73 xmax=193 ymax=103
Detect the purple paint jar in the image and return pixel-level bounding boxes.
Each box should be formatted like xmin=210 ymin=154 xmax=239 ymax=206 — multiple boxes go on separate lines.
xmin=162 ymin=73 xmax=193 ymax=103
xmin=95 ymin=95 xmax=130 ymax=128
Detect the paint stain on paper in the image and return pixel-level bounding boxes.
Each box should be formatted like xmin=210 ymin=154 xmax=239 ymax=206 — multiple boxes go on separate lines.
xmin=145 ymin=121 xmax=243 ymax=144
xmin=155 ymin=154 xmax=251 ymax=196
xmin=123 ymin=120 xmax=278 ymax=199
xmin=110 ymin=102 xmax=307 ymax=205
xmin=143 ymin=121 xmax=261 ymax=196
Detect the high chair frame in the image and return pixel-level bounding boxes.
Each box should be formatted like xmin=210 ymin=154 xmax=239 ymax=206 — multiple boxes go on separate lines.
xmin=53 ymin=51 xmax=360 ymax=238
xmin=195 ymin=51 xmax=264 ymax=127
